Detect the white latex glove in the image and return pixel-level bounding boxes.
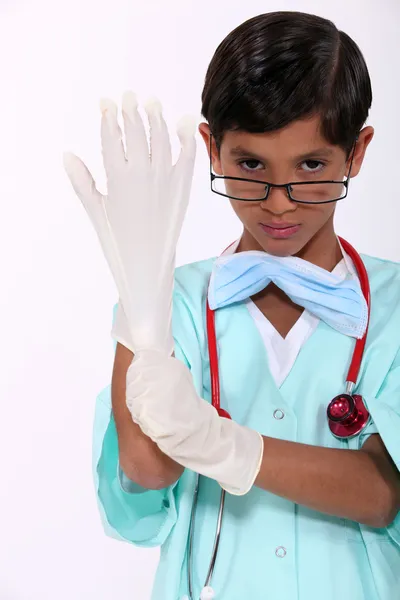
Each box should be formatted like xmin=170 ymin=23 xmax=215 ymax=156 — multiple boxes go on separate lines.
xmin=126 ymin=350 xmax=264 ymax=496
xmin=63 ymin=92 xmax=196 ymax=355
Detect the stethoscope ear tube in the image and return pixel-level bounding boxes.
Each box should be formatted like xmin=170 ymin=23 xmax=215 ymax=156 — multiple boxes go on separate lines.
xmin=337 ymin=237 xmax=371 ymax=386
xmin=206 ymin=298 xmax=231 ymax=420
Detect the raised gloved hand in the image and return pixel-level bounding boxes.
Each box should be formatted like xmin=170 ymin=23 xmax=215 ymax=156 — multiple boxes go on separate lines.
xmin=126 ymin=350 xmax=264 ymax=496
xmin=63 ymin=92 xmax=196 ymax=355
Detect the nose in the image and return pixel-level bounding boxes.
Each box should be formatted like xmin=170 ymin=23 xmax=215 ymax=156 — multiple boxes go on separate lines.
xmin=259 ymin=186 xmax=297 ymax=215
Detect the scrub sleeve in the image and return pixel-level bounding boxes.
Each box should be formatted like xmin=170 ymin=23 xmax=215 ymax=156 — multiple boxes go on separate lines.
xmin=92 ymin=277 xmax=205 ymax=548
xmin=92 ymin=383 xmax=181 ymax=547
xmin=364 ymin=348 xmax=400 ymax=546
xmin=347 ymin=347 xmax=400 ymax=546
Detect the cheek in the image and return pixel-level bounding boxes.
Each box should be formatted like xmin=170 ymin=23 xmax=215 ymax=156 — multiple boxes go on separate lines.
xmin=300 ymin=203 xmax=336 ymax=226
xmin=319 ymin=203 xmax=337 ymax=224
xmin=229 ymin=199 xmax=253 ymax=221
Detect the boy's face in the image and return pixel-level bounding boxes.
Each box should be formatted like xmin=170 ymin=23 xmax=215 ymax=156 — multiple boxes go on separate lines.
xmin=199 ymin=115 xmax=373 ymax=260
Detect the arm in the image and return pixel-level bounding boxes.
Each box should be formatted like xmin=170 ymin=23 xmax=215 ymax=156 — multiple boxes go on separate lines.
xmin=254 ymin=433 xmax=400 ymax=528
xmin=112 ymin=342 xmax=184 ymax=490
xmin=124 ymin=351 xmax=400 ymax=515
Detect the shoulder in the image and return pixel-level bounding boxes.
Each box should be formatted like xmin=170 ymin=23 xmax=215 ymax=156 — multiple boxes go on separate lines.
xmin=361 ymin=254 xmax=400 ymax=360
xmin=173 ymin=256 xmax=216 ymax=306
xmin=362 ymin=253 xmax=400 ymax=277
xmin=171 ymin=256 xmax=216 ymax=349
xmin=171 ymin=256 xmax=218 ymax=378
xmin=361 ymin=254 xmax=400 ymax=298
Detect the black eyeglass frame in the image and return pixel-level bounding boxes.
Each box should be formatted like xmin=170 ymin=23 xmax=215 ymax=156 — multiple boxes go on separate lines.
xmin=209 ymin=134 xmax=358 ymax=205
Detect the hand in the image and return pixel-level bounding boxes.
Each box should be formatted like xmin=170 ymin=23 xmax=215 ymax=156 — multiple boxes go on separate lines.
xmin=63 ymin=92 xmax=196 ymax=355
xmin=126 ymin=350 xmax=264 ymax=496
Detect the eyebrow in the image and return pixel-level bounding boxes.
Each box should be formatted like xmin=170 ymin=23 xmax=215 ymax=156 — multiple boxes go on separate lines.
xmin=229 ymin=145 xmax=335 ymax=161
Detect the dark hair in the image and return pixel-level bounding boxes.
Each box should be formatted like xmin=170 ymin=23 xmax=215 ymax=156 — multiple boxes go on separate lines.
xmin=201 ymin=12 xmax=372 ymax=155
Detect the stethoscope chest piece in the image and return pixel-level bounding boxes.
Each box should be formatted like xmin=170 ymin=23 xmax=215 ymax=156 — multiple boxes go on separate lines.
xmin=200 ymin=586 xmax=215 ymax=599
xmin=327 ymin=393 xmax=370 ymax=438
xmin=193 ymin=236 xmax=372 ymax=598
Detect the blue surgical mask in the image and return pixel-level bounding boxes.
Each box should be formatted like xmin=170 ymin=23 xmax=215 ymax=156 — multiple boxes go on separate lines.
xmin=208 ymin=250 xmax=368 ymax=339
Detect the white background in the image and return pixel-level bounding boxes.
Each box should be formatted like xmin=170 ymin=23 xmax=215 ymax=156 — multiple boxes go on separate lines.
xmin=1 ymin=0 xmax=399 ymax=598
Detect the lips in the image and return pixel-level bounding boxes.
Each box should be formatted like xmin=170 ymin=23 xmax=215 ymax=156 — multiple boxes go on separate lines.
xmin=259 ymin=222 xmax=301 ymax=239
xmin=261 ymin=222 xmax=299 ymax=229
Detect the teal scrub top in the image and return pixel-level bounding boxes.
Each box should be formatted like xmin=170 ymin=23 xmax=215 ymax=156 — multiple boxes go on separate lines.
xmin=92 ymin=253 xmax=400 ymax=600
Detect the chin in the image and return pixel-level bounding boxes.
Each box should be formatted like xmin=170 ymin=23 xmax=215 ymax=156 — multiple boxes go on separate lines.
xmin=254 ymin=235 xmax=305 ymax=258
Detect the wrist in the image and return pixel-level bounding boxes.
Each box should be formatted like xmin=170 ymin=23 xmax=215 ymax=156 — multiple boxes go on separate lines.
xmin=218 ymin=424 xmax=264 ymax=496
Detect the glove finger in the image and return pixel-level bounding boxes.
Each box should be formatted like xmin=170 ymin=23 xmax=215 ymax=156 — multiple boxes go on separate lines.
xmin=174 ymin=115 xmax=197 ymax=178
xmin=144 ymin=98 xmax=172 ymax=171
xmin=168 ymin=115 xmax=197 ymax=235
xmin=99 ymin=98 xmax=127 ymax=178
xmin=63 ymin=152 xmax=104 ymax=221
xmin=64 ymin=152 xmax=132 ymax=311
xmin=121 ymin=91 xmax=150 ymax=172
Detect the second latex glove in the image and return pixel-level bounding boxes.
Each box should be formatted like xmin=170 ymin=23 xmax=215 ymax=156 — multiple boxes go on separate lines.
xmin=63 ymin=93 xmax=196 ymax=355
xmin=126 ymin=350 xmax=264 ymax=496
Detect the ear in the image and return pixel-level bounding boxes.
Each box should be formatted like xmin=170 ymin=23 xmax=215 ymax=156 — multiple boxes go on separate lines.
xmin=348 ymin=126 xmax=374 ymax=178
xmin=198 ymin=122 xmax=223 ymax=175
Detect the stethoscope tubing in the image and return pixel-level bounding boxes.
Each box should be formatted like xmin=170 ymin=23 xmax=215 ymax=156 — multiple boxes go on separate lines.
xmin=187 ymin=237 xmax=371 ymax=599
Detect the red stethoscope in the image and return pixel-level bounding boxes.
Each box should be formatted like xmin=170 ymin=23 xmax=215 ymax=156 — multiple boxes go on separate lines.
xmin=187 ymin=237 xmax=371 ymax=600
xmin=205 ymin=236 xmax=371 ymax=439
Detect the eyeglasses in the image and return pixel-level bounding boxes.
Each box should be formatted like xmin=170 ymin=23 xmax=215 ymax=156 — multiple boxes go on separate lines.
xmin=209 ymin=135 xmax=357 ymax=205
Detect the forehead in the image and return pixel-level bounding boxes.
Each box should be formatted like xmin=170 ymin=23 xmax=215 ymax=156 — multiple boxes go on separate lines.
xmin=221 ymin=114 xmax=340 ymax=158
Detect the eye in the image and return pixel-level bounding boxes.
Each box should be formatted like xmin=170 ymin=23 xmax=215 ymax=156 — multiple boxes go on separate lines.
xmin=238 ymin=159 xmax=264 ymax=172
xmin=301 ymin=160 xmax=325 ymax=173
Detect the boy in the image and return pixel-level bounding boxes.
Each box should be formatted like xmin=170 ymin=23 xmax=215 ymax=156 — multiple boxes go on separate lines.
xmin=66 ymin=10 xmax=400 ymax=600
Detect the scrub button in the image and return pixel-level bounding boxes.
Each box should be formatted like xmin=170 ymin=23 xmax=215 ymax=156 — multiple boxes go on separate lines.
xmin=273 ymin=409 xmax=285 ymax=420
xmin=275 ymin=546 xmax=287 ymax=558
